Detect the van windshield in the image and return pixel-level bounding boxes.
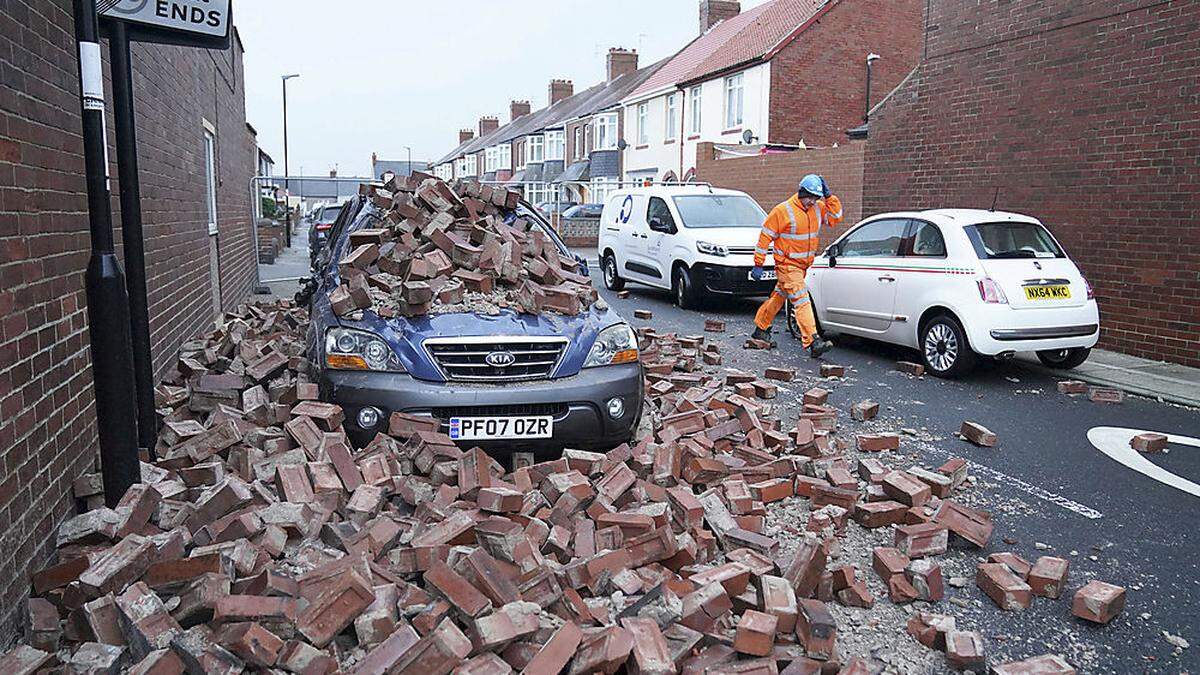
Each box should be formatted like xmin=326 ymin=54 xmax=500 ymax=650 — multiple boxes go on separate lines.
xmin=672 ymin=195 xmax=766 ymax=229
xmin=964 ymin=222 xmax=1064 ymax=259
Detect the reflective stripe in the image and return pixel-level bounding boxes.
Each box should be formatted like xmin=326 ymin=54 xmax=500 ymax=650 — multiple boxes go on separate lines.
xmin=786 ymin=291 xmax=803 ymax=300
xmin=754 ymin=246 xmax=769 ymax=255
xmin=773 ymin=288 xmax=787 ymax=298
xmin=827 ymin=209 xmax=843 ymax=220
xmin=760 ymin=226 xmax=779 ymax=239
xmin=784 ymin=202 xmax=799 ymax=235
xmin=779 ymin=232 xmax=816 ymax=241
xmin=787 ymin=251 xmax=817 ymax=259
xmin=791 ymin=295 xmax=811 ymax=307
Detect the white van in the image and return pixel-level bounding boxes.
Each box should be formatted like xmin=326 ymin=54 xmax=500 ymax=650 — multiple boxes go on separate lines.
xmin=597 ymin=186 xmax=775 ymax=308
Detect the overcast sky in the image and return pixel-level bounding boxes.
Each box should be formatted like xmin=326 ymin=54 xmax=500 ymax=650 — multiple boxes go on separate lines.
xmin=238 ymin=0 xmax=770 ymax=178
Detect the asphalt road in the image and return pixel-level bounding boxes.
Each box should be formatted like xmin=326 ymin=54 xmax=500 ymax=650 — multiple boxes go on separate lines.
xmin=602 ymin=282 xmax=1199 ymax=673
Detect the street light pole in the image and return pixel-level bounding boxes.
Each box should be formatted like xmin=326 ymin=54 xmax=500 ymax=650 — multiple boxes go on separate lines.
xmin=865 ymin=53 xmax=881 ymax=122
xmin=281 ymin=73 xmax=299 ymax=246
xmin=403 ymin=145 xmax=412 ymax=176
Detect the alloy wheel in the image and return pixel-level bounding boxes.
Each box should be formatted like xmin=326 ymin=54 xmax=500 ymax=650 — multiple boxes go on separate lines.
xmin=924 ymin=322 xmax=958 ymax=372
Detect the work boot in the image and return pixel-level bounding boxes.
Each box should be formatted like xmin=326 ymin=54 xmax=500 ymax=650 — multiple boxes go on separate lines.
xmin=808 ymin=336 xmax=834 ymax=359
xmin=751 ymin=326 xmax=777 ymax=348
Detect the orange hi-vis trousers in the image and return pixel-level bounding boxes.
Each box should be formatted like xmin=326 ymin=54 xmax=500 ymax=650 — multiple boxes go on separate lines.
xmin=753 ymin=265 xmax=817 ymax=347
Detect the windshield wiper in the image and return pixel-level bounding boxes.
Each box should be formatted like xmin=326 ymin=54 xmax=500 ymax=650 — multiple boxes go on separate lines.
xmin=991 ymin=250 xmax=1039 ymax=259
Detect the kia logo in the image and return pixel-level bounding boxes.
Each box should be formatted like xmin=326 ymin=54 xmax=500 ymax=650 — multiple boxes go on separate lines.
xmin=485 ymin=351 xmax=516 ymax=367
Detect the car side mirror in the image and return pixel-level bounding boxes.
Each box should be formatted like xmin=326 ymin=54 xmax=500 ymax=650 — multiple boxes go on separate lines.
xmin=827 ymin=243 xmax=840 ymax=267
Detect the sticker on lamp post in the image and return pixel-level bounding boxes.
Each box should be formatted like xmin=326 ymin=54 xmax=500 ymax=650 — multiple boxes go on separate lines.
xmin=100 ymin=0 xmax=231 ymax=39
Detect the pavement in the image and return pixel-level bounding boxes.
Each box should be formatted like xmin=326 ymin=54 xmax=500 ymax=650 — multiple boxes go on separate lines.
xmin=255 ymin=220 xmax=311 ymax=300
xmin=602 ymin=283 xmax=1199 ymax=673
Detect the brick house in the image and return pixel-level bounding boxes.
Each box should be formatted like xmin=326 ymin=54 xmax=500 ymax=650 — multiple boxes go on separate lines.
xmin=620 ymin=0 xmax=922 ymax=183
xmin=862 ymin=0 xmax=1200 ymax=367
xmin=0 ymin=1 xmax=257 ymax=642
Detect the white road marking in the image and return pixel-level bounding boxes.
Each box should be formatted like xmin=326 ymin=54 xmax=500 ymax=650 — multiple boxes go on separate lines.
xmin=1087 ymin=426 xmax=1200 ymax=499
xmin=923 ymin=446 xmax=1105 ymax=519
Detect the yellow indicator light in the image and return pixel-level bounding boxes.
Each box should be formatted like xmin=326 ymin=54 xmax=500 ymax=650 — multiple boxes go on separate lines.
xmin=611 ymin=349 xmax=639 ymax=365
xmin=326 ymin=354 xmax=368 ymax=370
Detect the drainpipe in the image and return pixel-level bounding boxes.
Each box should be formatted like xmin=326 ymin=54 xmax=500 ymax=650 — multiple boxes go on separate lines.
xmin=865 ymin=53 xmax=881 ymax=122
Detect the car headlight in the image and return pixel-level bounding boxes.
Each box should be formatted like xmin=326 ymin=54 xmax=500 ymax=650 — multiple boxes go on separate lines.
xmin=324 ymin=327 xmax=404 ymax=372
xmin=696 ymin=241 xmax=728 ymax=257
xmin=583 ymin=323 xmax=640 ymax=368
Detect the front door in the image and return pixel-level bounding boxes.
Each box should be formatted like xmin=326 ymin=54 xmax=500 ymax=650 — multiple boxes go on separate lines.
xmin=818 ymin=218 xmax=909 ymax=334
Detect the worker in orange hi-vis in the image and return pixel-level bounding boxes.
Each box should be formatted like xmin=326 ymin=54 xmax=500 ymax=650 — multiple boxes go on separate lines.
xmin=750 ymin=174 xmax=842 ymax=358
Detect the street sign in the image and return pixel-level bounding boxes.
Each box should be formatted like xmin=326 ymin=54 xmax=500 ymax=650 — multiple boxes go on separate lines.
xmin=99 ymin=0 xmax=231 ymax=49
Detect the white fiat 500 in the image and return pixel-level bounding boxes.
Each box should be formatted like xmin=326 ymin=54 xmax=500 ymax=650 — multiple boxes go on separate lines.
xmin=805 ymin=209 xmax=1100 ymax=377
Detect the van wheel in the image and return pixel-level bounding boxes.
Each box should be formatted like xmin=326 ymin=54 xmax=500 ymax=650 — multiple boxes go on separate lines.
xmin=920 ymin=314 xmax=976 ymax=378
xmin=1037 ymin=347 xmax=1090 ymax=369
xmin=602 ymin=252 xmax=624 ymax=291
xmin=673 ymin=266 xmax=698 ymax=309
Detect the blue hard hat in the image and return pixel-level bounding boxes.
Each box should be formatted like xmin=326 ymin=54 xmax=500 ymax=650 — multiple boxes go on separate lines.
xmin=798 ymin=174 xmax=824 ymax=197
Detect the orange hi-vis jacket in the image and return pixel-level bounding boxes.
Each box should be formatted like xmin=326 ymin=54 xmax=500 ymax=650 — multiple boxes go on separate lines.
xmin=753 ymin=194 xmax=844 ymax=271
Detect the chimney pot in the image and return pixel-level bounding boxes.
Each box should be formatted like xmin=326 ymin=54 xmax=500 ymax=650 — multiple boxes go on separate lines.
xmin=606 ymin=48 xmax=639 ymax=82
xmin=699 ymin=0 xmax=740 ymax=34
xmin=479 ymin=116 xmax=499 ymax=136
xmin=459 ymin=128 xmax=475 ymax=144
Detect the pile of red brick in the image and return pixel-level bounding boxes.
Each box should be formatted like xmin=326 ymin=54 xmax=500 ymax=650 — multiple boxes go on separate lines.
xmin=1 ymin=306 xmax=1126 ymax=674
xmin=328 ymin=175 xmax=597 ymax=319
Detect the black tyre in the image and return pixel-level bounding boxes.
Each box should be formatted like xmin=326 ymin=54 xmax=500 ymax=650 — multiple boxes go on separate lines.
xmin=1036 ymin=347 xmax=1091 ymax=369
xmin=602 ymin=251 xmax=625 ymax=291
xmin=920 ymin=314 xmax=977 ymax=378
xmin=673 ymin=265 xmax=698 ymax=309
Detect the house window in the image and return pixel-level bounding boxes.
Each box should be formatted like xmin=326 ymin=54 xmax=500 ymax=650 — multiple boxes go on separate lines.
xmin=594 ymin=113 xmax=618 ymax=151
xmin=203 ymin=126 xmax=218 ymax=235
xmin=574 ymin=127 xmax=583 ymax=159
xmin=591 ymin=177 xmax=617 ymax=204
xmin=689 ymin=86 xmax=702 ymax=134
xmin=666 ymin=93 xmax=679 ymax=140
xmin=724 ymin=73 xmax=744 ymax=129
xmin=499 ymin=144 xmax=511 ymax=171
xmin=528 ymin=135 xmax=544 ymax=163
xmin=545 ymin=130 xmax=564 ymax=161
xmin=637 ymin=102 xmax=649 ymax=145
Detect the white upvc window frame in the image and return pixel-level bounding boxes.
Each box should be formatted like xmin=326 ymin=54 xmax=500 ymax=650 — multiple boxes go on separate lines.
xmin=545 ymin=129 xmax=564 ymax=161
xmin=724 ymin=72 xmax=745 ymax=129
xmin=499 ymin=144 xmax=511 ymax=172
xmin=594 ymin=113 xmax=618 ymax=151
xmin=665 ymin=92 xmax=679 ymax=140
xmin=574 ymin=126 xmax=583 ymax=159
xmin=590 ymin=176 xmax=617 ymax=204
xmin=689 ymin=86 xmax=702 ymax=135
xmin=528 ymin=134 xmax=545 ymax=163
xmin=637 ymin=102 xmax=649 ymax=145
xmin=202 ymin=118 xmax=218 ymax=235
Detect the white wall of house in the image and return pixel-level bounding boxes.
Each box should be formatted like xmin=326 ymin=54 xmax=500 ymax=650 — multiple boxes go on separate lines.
xmin=621 ymin=62 xmax=771 ymax=182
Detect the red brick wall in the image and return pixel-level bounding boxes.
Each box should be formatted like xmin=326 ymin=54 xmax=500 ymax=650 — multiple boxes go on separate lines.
xmin=0 ymin=1 xmax=256 ymax=643
xmin=862 ymin=0 xmax=1200 ymax=366
xmin=768 ymin=0 xmax=923 ymax=147
xmin=694 ymin=141 xmax=865 ymax=246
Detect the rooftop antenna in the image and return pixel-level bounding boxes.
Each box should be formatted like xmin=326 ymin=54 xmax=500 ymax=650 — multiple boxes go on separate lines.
xmin=990 ymin=186 xmax=999 ymax=211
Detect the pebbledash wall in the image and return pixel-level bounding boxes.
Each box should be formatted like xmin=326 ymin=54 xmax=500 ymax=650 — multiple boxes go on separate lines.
xmin=863 ymin=0 xmax=1200 ymax=367
xmin=694 ymin=141 xmax=865 ymax=244
xmin=0 ymin=1 xmax=257 ymax=642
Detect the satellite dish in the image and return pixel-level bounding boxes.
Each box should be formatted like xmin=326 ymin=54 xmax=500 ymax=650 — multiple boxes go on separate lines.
xmin=741 ymin=129 xmax=756 ymax=144
xmin=617 ymin=139 xmax=628 ymax=151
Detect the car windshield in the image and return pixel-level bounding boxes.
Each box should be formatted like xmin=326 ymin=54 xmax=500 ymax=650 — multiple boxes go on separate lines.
xmin=965 ymin=222 xmax=1064 ymax=259
xmin=317 ymin=206 xmax=342 ymax=224
xmin=671 ymin=195 xmax=766 ymax=229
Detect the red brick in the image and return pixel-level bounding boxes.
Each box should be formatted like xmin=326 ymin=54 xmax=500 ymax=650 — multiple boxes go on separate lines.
xmin=1028 ymin=556 xmax=1070 ymax=599
xmin=976 ymin=563 xmax=1033 ymax=610
xmin=1071 ymin=581 xmax=1126 ymax=624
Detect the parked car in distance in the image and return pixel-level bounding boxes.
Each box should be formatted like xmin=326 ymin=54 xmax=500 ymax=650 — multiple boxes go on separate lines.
xmin=308 ymin=200 xmax=348 ymax=264
xmin=305 ymin=195 xmax=644 ymax=454
xmin=598 ymin=185 xmax=776 ymax=308
xmin=536 ymin=200 xmax=576 ymax=217
xmin=562 ymin=203 xmax=605 ymax=219
xmin=806 ymin=209 xmax=1100 ymax=377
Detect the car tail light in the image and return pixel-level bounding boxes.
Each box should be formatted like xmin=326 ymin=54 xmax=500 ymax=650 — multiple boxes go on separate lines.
xmin=1084 ymin=278 xmax=1095 ymax=300
xmin=977 ymin=277 xmax=1009 ymax=304
xmin=316 ymin=223 xmax=333 ymax=231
